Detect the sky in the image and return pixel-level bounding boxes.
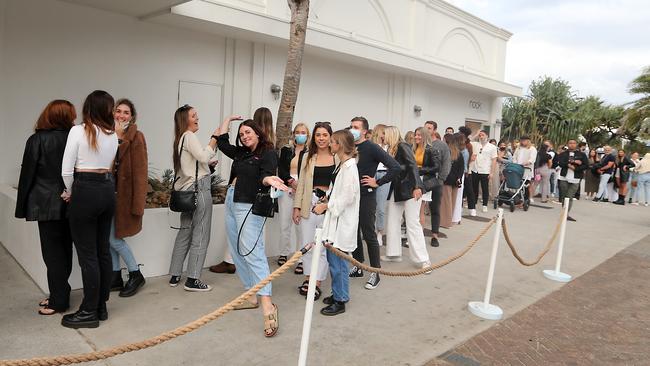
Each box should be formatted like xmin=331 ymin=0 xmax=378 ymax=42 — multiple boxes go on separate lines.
xmin=446 ymin=0 xmax=650 ymax=105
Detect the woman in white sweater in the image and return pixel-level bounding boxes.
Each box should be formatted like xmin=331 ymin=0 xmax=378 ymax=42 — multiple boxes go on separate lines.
xmin=168 ymin=105 xmax=219 ymax=292
xmin=312 ymin=129 xmax=360 ymax=316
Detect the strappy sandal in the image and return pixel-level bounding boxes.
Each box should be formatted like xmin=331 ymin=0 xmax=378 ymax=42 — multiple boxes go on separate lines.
xmin=233 ymin=298 xmax=259 ymax=310
xmin=294 ymin=262 xmax=304 ymax=275
xmin=39 ymin=298 xmax=49 ymax=307
xmin=277 ymin=255 xmax=288 ymax=266
xmin=298 ymin=280 xmax=321 ymax=300
xmin=38 ymin=306 xmax=58 ymax=315
xmin=263 ymin=304 xmax=279 ymax=338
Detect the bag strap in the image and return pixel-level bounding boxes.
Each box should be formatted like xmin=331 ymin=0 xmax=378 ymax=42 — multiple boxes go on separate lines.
xmin=236 ymin=206 xmax=267 ymax=257
xmin=172 ymin=135 xmax=200 ymax=192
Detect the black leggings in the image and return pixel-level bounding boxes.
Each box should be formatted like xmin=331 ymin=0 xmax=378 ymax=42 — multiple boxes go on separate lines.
xmin=472 ymin=173 xmax=490 ymax=207
xmin=353 ymin=193 xmax=381 ymax=268
xmin=38 ymin=220 xmax=73 ymax=311
xmin=68 ymin=173 xmax=116 ymax=312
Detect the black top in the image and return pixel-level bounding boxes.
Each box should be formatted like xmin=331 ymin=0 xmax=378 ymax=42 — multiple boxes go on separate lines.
xmin=15 ymin=129 xmax=70 ymax=221
xmin=278 ymin=145 xmax=305 ymax=185
xmin=418 ymin=145 xmax=441 ymax=191
xmin=444 ymin=155 xmax=465 ymax=186
xmin=313 ymin=164 xmax=335 ymax=187
xmin=535 ymin=151 xmax=552 ymax=168
xmin=388 ymin=142 xmax=424 ymax=202
xmin=217 ymin=133 xmax=277 ymax=204
xmin=599 ymin=154 xmax=616 ymax=174
xmin=356 ymin=140 xmax=401 ymax=196
xmin=554 ymin=150 xmax=589 ymax=180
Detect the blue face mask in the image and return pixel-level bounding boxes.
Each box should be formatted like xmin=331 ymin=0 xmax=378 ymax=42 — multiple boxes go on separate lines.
xmin=350 ymin=128 xmax=362 ymax=141
xmin=294 ymin=134 xmax=308 ymax=145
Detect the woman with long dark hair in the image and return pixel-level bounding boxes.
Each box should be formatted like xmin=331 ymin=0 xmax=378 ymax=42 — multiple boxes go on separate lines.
xmin=168 ymin=105 xmax=219 ymax=292
xmin=584 ymin=149 xmax=600 ymax=199
xmin=16 ymin=100 xmax=76 ymax=315
xmin=612 ymin=149 xmax=635 ymax=205
xmin=216 ymin=117 xmax=288 ymax=337
xmin=108 ymin=99 xmax=148 ymax=297
xmin=535 ymin=144 xmax=553 ymax=203
xmin=441 ymin=133 xmax=464 ymax=229
xmin=293 ymin=122 xmax=335 ymax=300
xmin=253 ymin=107 xmax=275 ymax=146
xmin=60 ymin=90 xmax=118 ymax=328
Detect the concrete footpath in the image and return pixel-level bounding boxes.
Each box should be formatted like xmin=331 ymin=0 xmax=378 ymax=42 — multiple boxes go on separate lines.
xmin=1 ymin=199 xmax=649 ymax=366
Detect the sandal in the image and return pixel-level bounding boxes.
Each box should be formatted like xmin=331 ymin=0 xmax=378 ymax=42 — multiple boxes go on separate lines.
xmin=233 ymin=298 xmax=259 ymax=311
xmin=298 ymin=280 xmax=321 ymax=300
xmin=38 ymin=306 xmax=58 ymax=315
xmin=277 ymin=255 xmax=288 ymax=266
xmin=294 ymin=262 xmax=304 ymax=275
xmin=263 ymin=304 xmax=279 ymax=338
xmin=39 ymin=298 xmax=49 ymax=307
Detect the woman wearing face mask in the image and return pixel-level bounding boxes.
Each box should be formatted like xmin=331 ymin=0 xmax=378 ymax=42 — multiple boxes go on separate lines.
xmin=293 ymin=122 xmax=336 ymax=300
xmin=168 ymin=105 xmax=219 ymax=292
xmin=381 ymin=126 xmax=431 ymax=271
xmin=108 ymin=99 xmax=147 ymax=297
xmin=277 ymin=123 xmax=310 ymax=270
xmin=216 ymin=117 xmax=288 ymax=337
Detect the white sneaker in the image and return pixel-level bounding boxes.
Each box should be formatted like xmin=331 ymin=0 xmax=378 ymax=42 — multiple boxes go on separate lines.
xmin=631 ymin=202 xmax=639 ymax=206
xmin=380 ymin=255 xmax=403 ymax=262
xmin=482 ymin=205 xmax=488 ymax=213
xmin=529 ymin=198 xmax=535 ymax=203
xmin=422 ymin=261 xmax=432 ymax=275
xmin=469 ymin=209 xmax=477 ymax=217
xmin=645 ymin=203 xmax=649 ymax=207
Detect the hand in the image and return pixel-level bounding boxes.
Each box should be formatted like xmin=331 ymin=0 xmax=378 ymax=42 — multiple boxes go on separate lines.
xmin=262 ymin=176 xmax=289 ymax=192
xmin=360 ymin=175 xmax=378 ymax=188
xmin=60 ymin=191 xmax=71 ymax=203
xmin=209 ymin=160 xmax=218 ymax=167
xmin=568 ymin=165 xmax=575 ymax=170
xmin=292 ymin=208 xmax=302 ymax=225
xmin=312 ymin=202 xmax=328 ymax=215
xmin=226 ymin=115 xmax=243 ymax=122
xmin=413 ymin=188 xmax=422 ymax=200
xmin=572 ymin=160 xmax=582 ymax=166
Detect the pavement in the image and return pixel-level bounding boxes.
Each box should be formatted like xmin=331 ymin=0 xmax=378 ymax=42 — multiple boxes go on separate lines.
xmin=1 ymin=198 xmax=649 ymax=366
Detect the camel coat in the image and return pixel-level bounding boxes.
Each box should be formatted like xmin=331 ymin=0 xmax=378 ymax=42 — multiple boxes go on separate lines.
xmin=114 ymin=124 xmax=148 ymax=238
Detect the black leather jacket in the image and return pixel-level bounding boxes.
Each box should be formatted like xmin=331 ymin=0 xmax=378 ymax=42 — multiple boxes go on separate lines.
xmin=388 ymin=142 xmax=424 ymax=202
xmin=15 ymin=129 xmax=70 ymax=221
xmin=419 ymin=145 xmax=441 ymax=192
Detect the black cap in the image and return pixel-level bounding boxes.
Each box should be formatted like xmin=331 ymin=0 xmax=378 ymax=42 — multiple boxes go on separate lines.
xmin=520 ymin=135 xmax=531 ymax=140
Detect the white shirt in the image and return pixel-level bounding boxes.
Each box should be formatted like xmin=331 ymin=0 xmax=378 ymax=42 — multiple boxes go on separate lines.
xmin=558 ymin=151 xmax=580 ymax=184
xmin=513 ymin=146 xmax=537 ymax=169
xmin=321 ymin=158 xmax=360 ymax=252
xmin=61 ymin=124 xmax=118 ymax=192
xmin=174 ymin=131 xmax=216 ymax=190
xmin=471 ymin=141 xmax=497 ymax=174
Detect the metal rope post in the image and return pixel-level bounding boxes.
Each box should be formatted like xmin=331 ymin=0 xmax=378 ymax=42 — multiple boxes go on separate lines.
xmin=468 ymin=208 xmax=504 ymax=320
xmin=543 ymin=197 xmax=572 ymax=282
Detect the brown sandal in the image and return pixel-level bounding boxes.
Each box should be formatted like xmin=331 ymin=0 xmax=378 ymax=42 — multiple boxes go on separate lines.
xmin=263 ymin=304 xmax=279 ymax=338
xmin=233 ymin=298 xmax=259 ymax=310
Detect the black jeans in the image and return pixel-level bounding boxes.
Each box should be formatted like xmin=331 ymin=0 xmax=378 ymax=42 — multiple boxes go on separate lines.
xmin=353 ymin=193 xmax=381 ymax=268
xmin=428 ymin=184 xmax=442 ymax=234
xmin=472 ymin=173 xmax=490 ymax=207
xmin=463 ymin=174 xmax=476 ymax=209
xmin=38 ymin=220 xmax=73 ymax=311
xmin=68 ymin=173 xmax=115 ymax=312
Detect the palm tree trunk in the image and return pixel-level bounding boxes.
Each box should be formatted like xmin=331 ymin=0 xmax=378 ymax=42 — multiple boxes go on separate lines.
xmin=275 ymin=0 xmax=310 ymax=148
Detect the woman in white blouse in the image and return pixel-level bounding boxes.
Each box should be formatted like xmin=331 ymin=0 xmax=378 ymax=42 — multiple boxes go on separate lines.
xmin=312 ymin=129 xmax=360 ymax=316
xmin=168 ymin=105 xmax=219 ymax=292
xmin=60 ymin=90 xmax=118 ymax=329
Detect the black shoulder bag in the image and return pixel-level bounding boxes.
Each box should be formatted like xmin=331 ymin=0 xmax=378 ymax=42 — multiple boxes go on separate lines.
xmin=169 ymin=136 xmax=199 ymax=213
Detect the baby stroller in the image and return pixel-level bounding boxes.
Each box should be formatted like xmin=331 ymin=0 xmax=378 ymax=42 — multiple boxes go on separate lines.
xmin=493 ymin=162 xmax=530 ymax=212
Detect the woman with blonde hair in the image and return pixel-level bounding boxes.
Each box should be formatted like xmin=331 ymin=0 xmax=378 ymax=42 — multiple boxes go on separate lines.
xmin=311 ymin=129 xmax=360 ymax=316
xmin=371 ymin=124 xmax=389 ymax=244
xmin=413 ymin=127 xmax=438 ymax=226
xmin=381 ymin=127 xmax=431 ymax=271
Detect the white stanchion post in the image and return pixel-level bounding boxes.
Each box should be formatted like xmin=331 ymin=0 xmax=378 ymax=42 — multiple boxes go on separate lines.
xmin=543 ymin=197 xmax=572 ymax=282
xmin=297 ymin=228 xmax=323 ymax=366
xmin=468 ymin=208 xmax=504 ymax=320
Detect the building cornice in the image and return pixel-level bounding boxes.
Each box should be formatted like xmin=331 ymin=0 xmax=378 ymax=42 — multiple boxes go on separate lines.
xmin=422 ymin=0 xmax=513 ymax=40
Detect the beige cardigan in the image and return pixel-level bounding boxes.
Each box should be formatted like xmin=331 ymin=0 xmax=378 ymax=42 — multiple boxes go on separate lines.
xmin=293 ymin=153 xmax=339 ymax=219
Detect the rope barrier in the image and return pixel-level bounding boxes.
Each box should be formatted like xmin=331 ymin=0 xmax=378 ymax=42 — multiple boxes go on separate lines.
xmin=326 ymin=217 xmax=497 ymax=276
xmin=0 ymin=251 xmax=305 ymax=366
xmin=500 ymin=209 xmax=566 ymax=266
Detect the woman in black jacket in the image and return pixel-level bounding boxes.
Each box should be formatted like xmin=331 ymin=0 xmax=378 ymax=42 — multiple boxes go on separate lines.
xmin=613 ymin=149 xmax=636 ymax=205
xmin=381 ymin=126 xmax=431 ymax=271
xmin=15 ymin=100 xmax=76 ymax=315
xmin=441 ymin=133 xmax=464 ymax=229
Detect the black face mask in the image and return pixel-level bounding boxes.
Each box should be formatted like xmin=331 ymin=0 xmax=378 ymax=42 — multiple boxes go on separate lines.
xmin=499 ymin=147 xmax=506 ymax=151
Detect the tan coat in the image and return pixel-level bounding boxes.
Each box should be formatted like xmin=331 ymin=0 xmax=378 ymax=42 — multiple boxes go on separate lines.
xmin=293 ymin=153 xmax=338 ymax=219
xmin=114 ymin=124 xmax=148 ymax=238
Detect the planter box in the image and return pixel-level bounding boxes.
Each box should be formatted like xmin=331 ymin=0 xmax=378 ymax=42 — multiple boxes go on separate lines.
xmin=1 ymin=184 xmax=285 ymax=292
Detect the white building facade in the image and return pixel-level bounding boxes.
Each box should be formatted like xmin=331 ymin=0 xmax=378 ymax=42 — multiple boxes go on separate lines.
xmin=0 ymin=0 xmax=521 ymax=291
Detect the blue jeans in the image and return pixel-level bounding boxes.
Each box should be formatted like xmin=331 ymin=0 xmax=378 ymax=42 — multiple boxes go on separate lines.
xmin=225 ymin=186 xmax=272 ymax=296
xmin=109 ymin=218 xmax=139 ymax=272
xmin=326 ymin=248 xmax=350 ymax=302
xmin=375 ymin=171 xmax=390 ymax=232
xmin=637 ymin=172 xmax=650 ymax=204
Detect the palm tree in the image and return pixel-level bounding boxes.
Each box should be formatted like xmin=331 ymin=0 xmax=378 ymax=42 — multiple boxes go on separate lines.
xmin=275 ymin=0 xmax=310 ymax=148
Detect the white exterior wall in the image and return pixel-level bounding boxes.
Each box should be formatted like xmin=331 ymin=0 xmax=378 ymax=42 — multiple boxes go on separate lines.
xmin=0 ymin=0 xmax=515 ymax=292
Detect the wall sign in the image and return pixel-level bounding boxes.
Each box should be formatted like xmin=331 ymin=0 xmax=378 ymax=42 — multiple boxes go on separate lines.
xmin=469 ymin=99 xmax=485 ymax=112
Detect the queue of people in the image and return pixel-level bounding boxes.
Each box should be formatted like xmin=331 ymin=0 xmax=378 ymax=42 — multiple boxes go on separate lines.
xmin=15 ymin=94 xmax=649 ymax=336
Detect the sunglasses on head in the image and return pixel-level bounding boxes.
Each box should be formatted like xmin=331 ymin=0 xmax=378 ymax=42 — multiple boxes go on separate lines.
xmin=178 ymin=104 xmax=191 ymax=111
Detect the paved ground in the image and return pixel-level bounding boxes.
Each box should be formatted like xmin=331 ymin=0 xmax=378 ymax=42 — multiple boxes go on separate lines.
xmin=432 ymin=234 xmax=650 ymax=366
xmin=1 ymin=199 xmax=649 ymax=366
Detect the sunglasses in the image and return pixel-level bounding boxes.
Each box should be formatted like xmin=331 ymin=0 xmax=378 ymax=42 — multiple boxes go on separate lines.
xmin=178 ymin=104 xmax=192 ymax=112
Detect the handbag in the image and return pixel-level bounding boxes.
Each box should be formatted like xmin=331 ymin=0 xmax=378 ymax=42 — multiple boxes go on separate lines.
xmin=422 ymin=175 xmax=440 ymax=192
xmin=252 ymin=190 xmax=275 ymax=218
xmin=169 ymin=136 xmax=199 ymax=213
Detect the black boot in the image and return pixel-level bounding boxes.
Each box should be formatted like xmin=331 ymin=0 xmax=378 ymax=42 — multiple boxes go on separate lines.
xmin=97 ymin=302 xmax=108 ymax=321
xmin=61 ymin=309 xmax=99 ymax=329
xmin=613 ymin=195 xmax=626 ymax=205
xmin=119 ymin=270 xmax=145 ymax=297
xmin=320 ymin=301 xmax=346 ymax=316
xmin=110 ymin=271 xmax=123 ymax=291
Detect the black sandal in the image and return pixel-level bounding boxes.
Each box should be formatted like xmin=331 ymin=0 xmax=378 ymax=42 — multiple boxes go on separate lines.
xmin=294 ymin=262 xmax=304 ymax=275
xmin=277 ymin=255 xmax=288 ymax=266
xmin=298 ymin=280 xmax=321 ymax=300
xmin=39 ymin=298 xmax=49 ymax=307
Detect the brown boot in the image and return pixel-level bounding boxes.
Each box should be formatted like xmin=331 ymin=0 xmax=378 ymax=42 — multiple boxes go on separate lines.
xmin=209 ymin=261 xmax=236 ymax=274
